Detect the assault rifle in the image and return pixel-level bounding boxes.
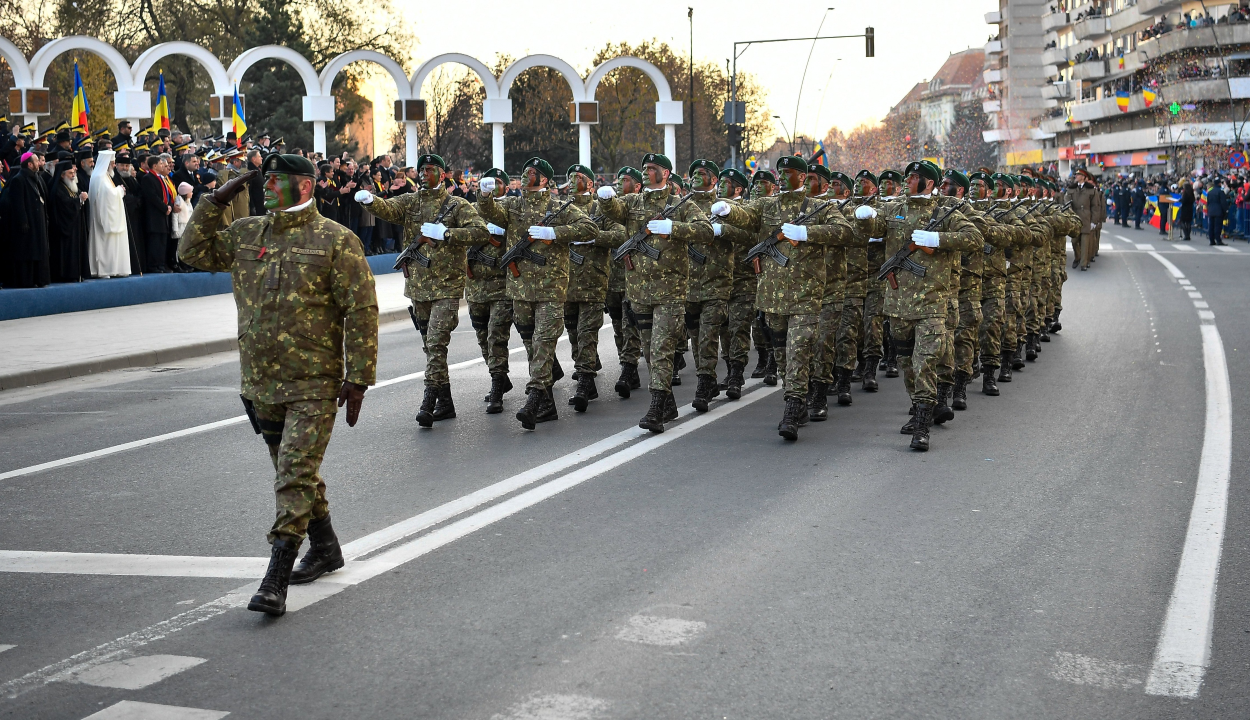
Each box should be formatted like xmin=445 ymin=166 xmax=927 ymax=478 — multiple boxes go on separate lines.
xmin=498 ymin=197 xmax=578 ymax=277
xmin=876 ymin=199 xmax=968 ymax=290
xmin=612 ymin=193 xmax=695 ymax=270
xmin=393 ymin=196 xmax=456 ymax=276
xmin=742 ymin=195 xmax=849 ymax=273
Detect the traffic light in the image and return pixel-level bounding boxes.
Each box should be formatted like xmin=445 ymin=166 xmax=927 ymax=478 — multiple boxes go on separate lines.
xmin=727 ymin=125 xmax=743 ymax=145
xmin=865 ymin=27 xmax=875 ymax=58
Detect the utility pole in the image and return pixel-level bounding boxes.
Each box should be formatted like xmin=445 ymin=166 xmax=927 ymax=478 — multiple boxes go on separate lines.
xmin=689 ymin=7 xmax=695 ymax=169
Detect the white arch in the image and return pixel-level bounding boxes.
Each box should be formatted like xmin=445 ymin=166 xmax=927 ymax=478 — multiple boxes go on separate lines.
xmin=131 ymin=41 xmax=231 ymax=94
xmin=227 ymin=45 xmax=320 ymax=95
xmin=0 ymin=36 xmax=32 ymax=87
xmin=499 ymin=54 xmax=585 ymax=102
xmin=320 ymin=49 xmax=410 ymax=98
xmin=411 ymin=53 xmax=500 ymax=99
xmin=584 ymin=56 xmax=673 ymax=102
xmin=30 ymin=36 xmax=132 ymax=90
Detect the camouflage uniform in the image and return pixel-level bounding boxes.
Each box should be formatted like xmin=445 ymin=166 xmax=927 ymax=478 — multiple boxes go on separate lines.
xmin=178 ymin=199 xmax=378 ymax=543
xmin=835 ymin=199 xmax=872 ymax=373
xmin=607 ymin=257 xmax=641 ymax=366
xmin=958 ymin=200 xmax=1014 ymax=376
xmin=467 ymin=204 xmax=513 ymax=377
xmin=685 ymin=189 xmax=735 ymax=377
xmin=477 ymin=190 xmax=597 ymax=391
xmin=861 ymin=195 xmax=889 ymax=361
xmin=366 ymin=186 xmax=487 ymax=387
xmin=599 ymin=186 xmax=714 ymax=392
xmin=977 ymin=199 xmax=1022 ymax=372
xmin=565 ymin=193 xmax=626 ymax=377
xmin=718 ymin=198 xmax=761 ymax=371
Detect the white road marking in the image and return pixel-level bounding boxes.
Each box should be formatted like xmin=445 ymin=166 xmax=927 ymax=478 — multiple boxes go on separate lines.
xmin=616 ymin=615 xmax=707 ymax=646
xmin=490 ymin=694 xmax=609 ymax=720
xmin=1143 ymin=253 xmax=1234 ymax=698
xmin=1099 ymin=244 xmax=1114 ymax=251
xmin=1188 ymin=291 xmax=1203 ymax=299
xmin=1115 ymin=235 xmax=1135 ymax=243
xmin=1048 ymin=651 xmax=1143 ymax=691
xmin=0 ymin=551 xmax=267 ymax=578
xmin=80 ymin=700 xmax=229 ymax=719
xmin=0 ymin=645 xmax=13 ymax=654
xmin=1135 ymin=243 xmax=1156 ymax=251
xmin=1194 ymin=301 xmax=1209 ymax=309
xmin=1175 ymin=244 xmax=1196 ymax=251
xmin=1215 ymin=245 xmax=1239 ymax=252
xmin=1146 ymin=251 xmax=1185 ymax=278
xmin=71 ymin=655 xmax=206 ymax=690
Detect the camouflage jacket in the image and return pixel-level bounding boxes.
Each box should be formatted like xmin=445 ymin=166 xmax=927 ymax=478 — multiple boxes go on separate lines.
xmin=842 ymin=194 xmax=877 ymax=299
xmin=686 ymin=189 xmax=738 ymax=303
xmin=599 ymin=185 xmax=714 ymax=305
xmin=477 ymin=189 xmax=597 ymax=303
xmin=974 ymin=199 xmax=1023 ymax=282
xmin=858 ymin=193 xmax=983 ymax=320
xmin=607 ymin=194 xmax=641 ymax=295
xmin=960 ymin=199 xmax=1017 ymax=293
xmin=178 ymin=200 xmax=379 ymax=403
xmin=366 ymin=186 xmax=487 ymax=302
xmin=566 ymin=193 xmax=627 ymax=303
xmin=716 ymin=197 xmax=760 ymax=301
xmin=863 ymin=195 xmax=890 ymax=293
xmin=467 ymin=196 xmax=510 ymax=304
xmin=724 ymin=189 xmax=857 ymax=315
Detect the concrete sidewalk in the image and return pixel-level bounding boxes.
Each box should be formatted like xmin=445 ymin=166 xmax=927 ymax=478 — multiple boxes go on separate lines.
xmin=0 ymin=273 xmax=411 ymax=391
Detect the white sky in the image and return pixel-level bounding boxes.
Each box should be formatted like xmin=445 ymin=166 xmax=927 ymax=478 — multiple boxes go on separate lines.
xmin=365 ymin=1 xmax=997 ymax=150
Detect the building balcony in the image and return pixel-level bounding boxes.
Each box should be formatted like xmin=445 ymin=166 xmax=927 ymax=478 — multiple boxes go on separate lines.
xmin=983 ymin=99 xmax=1002 ymax=113
xmin=1042 ymin=81 xmax=1073 ymax=100
xmin=1071 ymin=60 xmax=1108 ymax=81
xmin=1137 ymin=23 xmax=1250 ymax=63
xmin=1042 ymin=11 xmax=1072 ymax=33
xmin=984 ymin=68 xmax=1003 ymax=83
xmin=985 ymin=40 xmax=1003 ymax=55
xmin=1042 ymin=46 xmax=1070 ymax=68
xmin=1138 ymin=0 xmax=1184 ymax=13
xmin=1073 ymin=16 xmax=1110 ymax=42
xmin=1106 ymin=4 xmax=1151 ymax=36
xmin=1068 ymin=76 xmax=1250 ymax=123
xmin=985 ymin=10 xmax=1002 ymax=24
xmin=1039 ymin=116 xmax=1073 ymax=134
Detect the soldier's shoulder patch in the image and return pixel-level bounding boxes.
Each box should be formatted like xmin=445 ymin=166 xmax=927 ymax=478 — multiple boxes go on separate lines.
xmin=291 ymin=247 xmax=328 ymax=256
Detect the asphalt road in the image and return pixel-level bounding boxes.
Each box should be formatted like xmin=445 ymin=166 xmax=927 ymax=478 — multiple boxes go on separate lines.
xmin=1 ymin=228 xmax=1247 ymax=719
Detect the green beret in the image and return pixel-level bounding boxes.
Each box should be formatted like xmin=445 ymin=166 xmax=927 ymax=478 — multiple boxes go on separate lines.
xmin=776 ymin=155 xmax=808 ymax=173
xmin=718 ymin=167 xmax=749 ymax=188
xmin=808 ymin=165 xmax=832 ymax=182
xmin=878 ymin=169 xmax=904 ymax=184
xmin=829 ymin=171 xmax=853 ymax=189
xmin=689 ymin=158 xmax=720 ymax=176
xmin=483 ymin=167 xmax=509 ymax=182
xmin=904 ymin=160 xmax=940 ymax=185
xmin=943 ymin=168 xmax=970 ymax=191
xmin=855 ymin=170 xmax=878 ymax=186
xmin=990 ymin=172 xmax=1014 ymax=187
xmin=969 ymin=171 xmax=995 ymax=191
xmin=566 ymin=163 xmax=594 ymax=181
xmin=523 ymin=156 xmax=554 ymax=180
xmin=752 ymin=170 xmax=777 ymax=184
xmin=417 ymin=154 xmax=447 ymax=170
xmin=1017 ymin=174 xmax=1035 ymax=187
xmin=261 ymin=153 xmax=316 ymax=177
xmin=641 ymin=153 xmax=673 ymax=172
xmin=617 ymin=166 xmax=643 ymax=184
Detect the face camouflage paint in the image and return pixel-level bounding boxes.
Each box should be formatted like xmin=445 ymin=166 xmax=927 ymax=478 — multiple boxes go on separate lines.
xmin=264 ymin=173 xmax=302 ymax=211
xmin=420 ymin=164 xmax=442 ymax=190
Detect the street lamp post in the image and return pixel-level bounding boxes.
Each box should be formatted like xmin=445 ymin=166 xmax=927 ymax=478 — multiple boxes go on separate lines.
xmin=773 ymin=115 xmax=794 ymax=155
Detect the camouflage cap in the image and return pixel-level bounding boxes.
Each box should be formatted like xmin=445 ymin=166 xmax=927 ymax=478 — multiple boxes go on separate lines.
xmin=776 ymin=155 xmax=809 ymax=173
xmin=523 ymin=156 xmax=554 ymax=180
xmin=808 ymin=165 xmax=832 ymax=182
xmin=483 ymin=167 xmax=510 ymax=182
xmin=616 ymin=166 xmax=643 ymax=184
xmin=565 ymin=163 xmax=594 ymax=181
xmin=689 ymin=158 xmax=721 ymax=176
xmin=641 ymin=153 xmax=673 ymax=172
xmin=418 ymin=153 xmax=447 ymax=170
xmin=855 ymin=170 xmax=878 ymax=186
xmin=878 ymin=169 xmax=904 ymax=184
xmin=969 ymin=171 xmax=995 ymax=191
xmin=261 ymin=153 xmax=317 ymax=177
xmin=752 ymin=169 xmax=777 ymax=184
xmin=942 ymin=168 xmax=970 ymax=191
xmin=718 ymin=167 xmax=749 ymax=188
xmin=829 ymin=170 xmax=854 ymax=189
xmin=904 ymin=160 xmax=940 ymax=185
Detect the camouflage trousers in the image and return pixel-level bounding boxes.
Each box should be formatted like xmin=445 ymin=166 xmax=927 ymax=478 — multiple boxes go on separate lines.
xmin=1003 ymin=276 xmax=1024 ymax=350
xmin=1027 ymin=266 xmax=1046 ymax=333
xmin=753 ymin=318 xmax=772 ymax=351
xmin=890 ymin=315 xmax=946 ymax=405
xmin=862 ymin=287 xmax=885 ymax=360
xmin=811 ymin=302 xmax=843 ymax=385
xmin=765 ymin=312 xmax=819 ymax=400
xmin=632 ymin=302 xmax=683 ymax=392
xmin=513 ymin=300 xmax=565 ymax=391
xmin=979 ymin=290 xmax=1007 ymax=368
xmin=955 ymin=291 xmax=984 ymax=376
xmin=411 ymin=299 xmax=461 ymax=387
xmin=685 ymin=299 xmax=728 ymax=376
xmin=835 ymin=297 xmax=864 ymax=371
xmin=721 ymin=296 xmax=756 ymax=369
xmin=1047 ymin=254 xmax=1067 ymax=320
xmin=251 ymin=398 xmax=337 ymax=544
xmin=564 ymin=301 xmax=605 ymax=377
xmin=606 ymin=290 xmax=642 ymax=366
xmin=468 ymin=299 xmax=513 ymax=376
xmin=937 ymin=296 xmax=958 ymax=385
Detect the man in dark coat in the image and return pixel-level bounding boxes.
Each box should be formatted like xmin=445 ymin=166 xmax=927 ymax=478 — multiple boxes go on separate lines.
xmin=139 ymin=154 xmax=175 ymax=272
xmin=1131 ymin=182 xmax=1147 ymax=229
xmin=114 ymin=155 xmax=146 ymax=270
xmin=47 ymin=159 xmax=88 ymax=282
xmin=246 ymin=149 xmax=266 ymax=216
xmin=1206 ymin=179 xmax=1230 ymax=246
xmin=0 ymin=152 xmax=51 ymax=287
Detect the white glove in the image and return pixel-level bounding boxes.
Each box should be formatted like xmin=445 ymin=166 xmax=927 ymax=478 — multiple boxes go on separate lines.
xmin=712 ymin=223 xmax=723 ymax=237
xmin=1089 ymin=222 xmax=1096 ymax=230
xmin=868 ymin=237 xmax=884 ymax=243
xmin=710 ymin=201 xmax=731 ymax=216
xmin=781 ymin=223 xmax=808 ymax=242
xmin=355 ymin=190 xmax=373 ymax=204
xmin=648 ymin=219 xmax=673 ymax=235
xmin=479 ymin=177 xmax=496 ymax=194
xmin=854 ymin=205 xmax=876 ymax=220
xmin=597 ymin=185 xmax=615 ymax=200
xmin=911 ymin=229 xmax=940 ymax=247
xmin=487 ymin=223 xmax=506 ymax=236
xmin=528 ymin=225 xmax=556 ymax=241
xmin=421 ymin=222 xmax=448 ymax=241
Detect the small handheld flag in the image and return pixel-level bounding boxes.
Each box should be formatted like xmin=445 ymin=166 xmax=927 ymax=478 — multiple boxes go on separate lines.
xmin=153 ymin=71 xmax=171 ymax=131
xmin=231 ymin=85 xmax=247 ymax=147
xmin=71 ymin=60 xmax=91 ymax=135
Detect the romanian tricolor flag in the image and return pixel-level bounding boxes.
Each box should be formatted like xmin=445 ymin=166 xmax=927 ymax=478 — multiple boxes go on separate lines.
xmin=1143 ymin=87 xmax=1156 ymax=108
xmin=231 ymin=85 xmax=246 ymax=147
xmin=1144 ymin=194 xmax=1180 ymax=229
xmin=152 ymin=71 xmax=171 ymax=131
xmin=71 ymin=60 xmax=90 ymax=135
xmin=1117 ymin=56 xmax=1125 ymax=70
xmin=812 ymin=140 xmax=829 ymax=167
xmin=1116 ymin=90 xmax=1130 ymax=113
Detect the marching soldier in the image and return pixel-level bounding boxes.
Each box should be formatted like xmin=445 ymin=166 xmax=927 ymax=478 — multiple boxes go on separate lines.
xmin=356 ymin=154 xmax=488 ymax=428
xmin=806 ymin=167 xmax=855 ymax=421
xmin=178 ymin=155 xmax=379 ymax=616
xmin=608 ymin=167 xmax=645 ymax=398
xmin=684 ymin=159 xmax=736 ymax=412
xmin=597 ymin=153 xmax=714 ymax=433
xmin=478 ymin=157 xmax=597 ymax=429
xmin=714 ymin=167 xmax=757 ymax=401
xmin=853 ymin=170 xmax=885 ymax=392
xmin=975 ymin=173 xmax=1020 ymax=397
xmin=870 ymin=170 xmax=904 ymax=381
xmin=748 ymin=169 xmax=779 ymax=383
xmin=832 ymin=169 xmax=873 ymax=406
xmin=469 ymin=168 xmax=516 ymax=414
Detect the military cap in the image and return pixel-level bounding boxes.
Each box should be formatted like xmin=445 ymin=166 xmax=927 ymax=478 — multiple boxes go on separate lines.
xmin=969 ymin=171 xmax=995 ymax=191
xmin=1016 ymin=174 xmax=1035 ymax=187
xmin=272 ymin=137 xmax=285 ymax=146
xmin=641 ymin=152 xmax=673 ymax=172
xmin=829 ymin=170 xmax=853 ymax=189
xmin=566 ymin=163 xmax=594 ymax=181
xmin=752 ymin=169 xmax=777 ymax=184
xmin=113 ymin=141 xmax=131 ymax=153
xmin=943 ymin=168 xmax=970 ymax=191
xmin=173 ymin=142 xmax=191 ymax=153
xmin=808 ymin=165 xmax=832 ymax=182
xmin=855 ymin=169 xmax=878 ymax=186
xmin=990 ymin=172 xmax=1014 ymax=187
xmin=689 ymin=158 xmax=720 ymax=176
xmin=776 ymin=155 xmax=809 ymax=173
xmin=616 ymin=166 xmax=643 ymax=184
xmin=417 ymin=153 xmax=447 ymax=170
xmin=55 ymin=121 xmax=70 ymax=132
xmin=523 ymin=156 xmax=554 ymax=180
xmin=93 ymin=129 xmax=111 ymax=140
xmin=878 ymin=169 xmax=903 ymax=184
xmin=258 ymin=132 xmax=270 ymax=140
xmin=718 ymin=167 xmax=749 ymax=188
xmin=19 ymin=123 xmax=36 ymax=136
xmin=904 ymin=160 xmax=940 ymax=185
xmin=483 ymin=167 xmax=509 ymax=182
xmin=261 ymin=152 xmax=317 ymax=177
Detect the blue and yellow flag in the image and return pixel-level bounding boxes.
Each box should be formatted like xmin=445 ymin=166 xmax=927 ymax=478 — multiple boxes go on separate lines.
xmin=71 ymin=60 xmax=90 ymax=135
xmin=152 ymin=71 xmax=170 ymax=131
xmin=231 ymin=85 xmax=246 ymax=146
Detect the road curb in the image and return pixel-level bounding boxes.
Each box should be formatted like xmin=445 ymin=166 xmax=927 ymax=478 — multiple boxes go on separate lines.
xmin=0 ymin=306 xmax=412 ymax=392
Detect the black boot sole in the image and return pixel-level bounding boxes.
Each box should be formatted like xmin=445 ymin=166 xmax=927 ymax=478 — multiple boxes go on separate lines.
xmin=862 ymin=380 xmax=878 ymax=392
xmin=290 ymin=556 xmax=344 ymax=585
xmin=615 ymin=382 xmax=631 ymax=399
xmin=639 ymin=419 xmax=665 ymax=433
xmin=837 ymin=394 xmax=852 ymax=406
xmin=910 ymin=437 xmax=929 ymax=451
xmin=692 ymin=397 xmax=709 ymax=413
xmin=885 ymin=368 xmax=899 ymax=378
xmin=952 ymin=399 xmax=967 ymax=410
xmin=516 ymin=411 xmax=537 ymax=430
xmin=573 ymin=396 xmax=589 ymax=412
xmin=416 ymin=412 xmax=434 ymax=428
xmin=486 ymin=404 xmax=503 ymax=414
xmin=726 ymin=386 xmax=742 ymax=400
xmin=246 ymin=597 xmax=286 ymax=616
xmin=778 ymin=425 xmax=798 ymax=441
xmin=934 ymin=407 xmax=954 ymax=425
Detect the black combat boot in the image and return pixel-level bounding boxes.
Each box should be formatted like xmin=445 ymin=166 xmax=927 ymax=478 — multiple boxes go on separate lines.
xmin=972 ymin=354 xmax=981 ymax=380
xmin=901 ymin=403 xmax=919 ymax=434
xmin=615 ymin=363 xmax=638 ymax=399
xmin=1011 ymin=343 xmax=1026 ymax=370
xmin=552 ymin=357 xmax=565 ymax=383
xmin=1040 ymin=324 xmax=1051 ymax=342
xmin=751 ymin=348 xmax=768 ymax=378
xmin=1050 ymin=308 xmax=1062 ymax=333
xmin=430 ymin=384 xmax=456 ymax=422
xmin=997 ymin=350 xmax=1013 ymax=382
xmin=517 ymin=387 xmax=558 ymax=429
xmin=664 ymin=390 xmax=679 ymax=421
xmin=290 ymin=515 xmax=344 ymax=585
xmin=934 ymin=383 xmax=954 ymax=425
xmin=415 ymin=385 xmax=439 ymax=427
xmin=1025 ymin=334 xmax=1038 ymax=361
xmin=861 ymin=356 xmax=880 ymax=392
xmin=639 ymin=389 xmax=669 ymax=433
xmin=763 ymin=352 xmax=778 ymax=386
xmin=692 ymin=374 xmax=716 ymax=413
xmin=484 ymin=373 xmax=512 ymax=406
xmin=878 ymin=356 xmax=889 ymax=371
xmin=725 ymin=362 xmax=745 ymax=400
xmin=247 ymin=537 xmax=301 ymax=616
xmin=835 ymin=368 xmax=853 ymax=406
xmin=778 ymin=396 xmax=807 ymax=441
xmin=850 ymin=358 xmax=865 ymax=383
xmin=951 ymin=371 xmax=969 ymax=411
xmin=572 ymin=373 xmax=597 ymax=412
xmin=808 ymin=381 xmax=829 ymax=422
xmin=910 ymin=403 xmax=933 ymax=452
xmin=671 ymin=352 xmax=683 ymax=386
xmin=885 ymin=345 xmax=900 ymax=378
xmin=982 ymin=368 xmax=1000 ymax=396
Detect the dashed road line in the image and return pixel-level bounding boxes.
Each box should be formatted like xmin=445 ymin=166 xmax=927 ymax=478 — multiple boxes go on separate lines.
xmin=81 ymin=700 xmax=229 ymax=719
xmin=70 ymin=655 xmax=206 ymax=690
